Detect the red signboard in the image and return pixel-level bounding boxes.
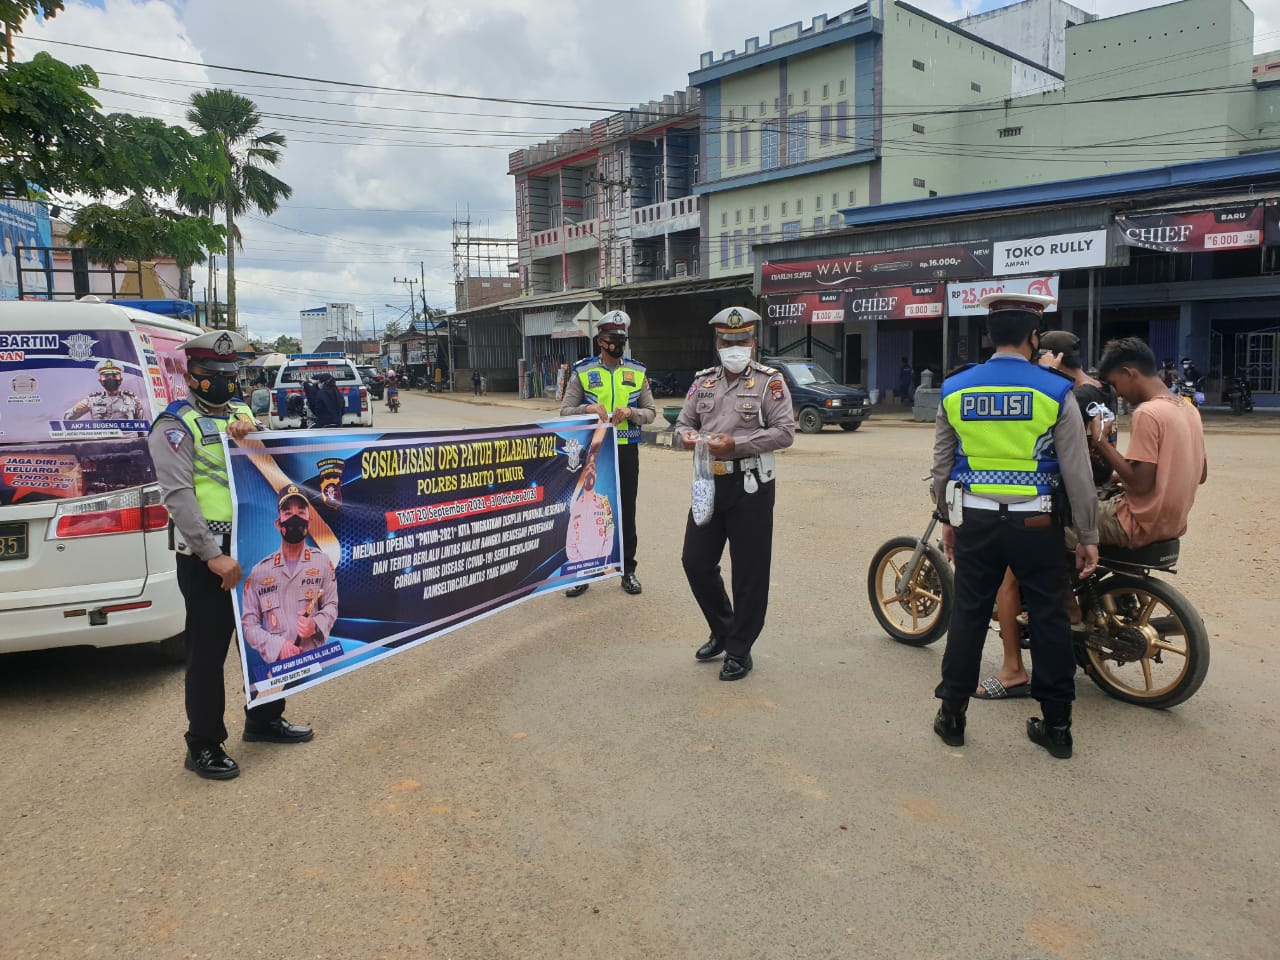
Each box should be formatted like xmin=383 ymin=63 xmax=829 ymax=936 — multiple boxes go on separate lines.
xmin=764 ymin=285 xmax=945 ymax=324
xmin=1112 ymin=204 xmax=1264 ymax=252
xmin=762 ymin=291 xmax=848 ymax=324
xmin=760 ymin=243 xmax=992 ymax=296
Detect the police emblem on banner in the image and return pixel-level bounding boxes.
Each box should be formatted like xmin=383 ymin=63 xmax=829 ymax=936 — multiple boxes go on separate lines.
xmin=562 ymin=437 xmax=584 ymax=472
xmin=317 ymin=457 xmax=346 ymax=507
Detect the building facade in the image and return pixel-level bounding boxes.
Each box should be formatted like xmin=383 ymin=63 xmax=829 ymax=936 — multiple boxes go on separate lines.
xmin=300 ymin=302 xmax=364 ymax=354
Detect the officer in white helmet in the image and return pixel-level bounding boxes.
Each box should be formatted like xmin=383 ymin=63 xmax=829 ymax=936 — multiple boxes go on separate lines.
xmin=560 ymin=309 xmax=656 ymax=596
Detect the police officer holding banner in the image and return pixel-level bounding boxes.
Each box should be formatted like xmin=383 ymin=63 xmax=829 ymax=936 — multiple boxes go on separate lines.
xmin=675 ymin=307 xmax=795 ymax=681
xmin=560 ymin=310 xmax=655 ymax=597
xmin=930 ymin=293 xmax=1099 ymax=759
xmin=148 ymin=330 xmax=314 ymax=781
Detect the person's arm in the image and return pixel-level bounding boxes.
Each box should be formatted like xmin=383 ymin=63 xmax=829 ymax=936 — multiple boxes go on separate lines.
xmin=674 ymin=384 xmax=703 ymax=450
xmin=241 ymin=575 xmax=290 ymax=664
xmin=1053 ymin=401 xmax=1099 ymax=545
xmin=730 ymin=374 xmax=795 ymax=456
xmin=559 ymin=372 xmax=590 ymax=417
xmin=311 ymin=560 xmax=340 ymax=641
xmin=1090 ymin=407 xmax=1158 ymax=495
xmin=929 ymin=403 xmax=958 ymax=516
xmin=147 ymin=420 xmax=225 ymax=563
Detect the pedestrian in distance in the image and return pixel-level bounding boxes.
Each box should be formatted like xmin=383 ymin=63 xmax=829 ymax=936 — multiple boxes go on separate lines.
xmin=930 ymin=293 xmax=1098 ymax=759
xmin=674 ymin=307 xmax=795 ymax=681
xmin=897 ymin=356 xmax=914 ymax=405
xmin=559 ymin=310 xmax=656 ymax=597
xmin=147 ymin=330 xmax=314 ymax=782
xmin=472 ymin=370 xmax=482 ymax=396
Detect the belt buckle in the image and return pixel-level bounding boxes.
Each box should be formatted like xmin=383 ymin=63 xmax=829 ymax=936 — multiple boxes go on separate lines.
xmin=712 ymin=461 xmax=729 ymax=477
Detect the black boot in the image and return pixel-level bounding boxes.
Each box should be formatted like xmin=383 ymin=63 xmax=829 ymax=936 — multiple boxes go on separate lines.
xmin=933 ymin=698 xmax=968 ymax=747
xmin=1027 ymin=703 xmax=1073 ymax=759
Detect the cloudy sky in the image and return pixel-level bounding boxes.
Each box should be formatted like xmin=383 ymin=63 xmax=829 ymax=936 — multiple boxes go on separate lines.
xmin=16 ymin=0 xmax=1280 ymax=341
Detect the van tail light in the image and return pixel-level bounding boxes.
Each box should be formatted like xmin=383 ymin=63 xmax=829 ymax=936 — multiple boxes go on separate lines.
xmin=50 ymin=485 xmax=170 ymax=539
xmin=360 ymin=388 xmax=369 ymax=412
xmin=270 ymin=393 xmax=278 ymax=417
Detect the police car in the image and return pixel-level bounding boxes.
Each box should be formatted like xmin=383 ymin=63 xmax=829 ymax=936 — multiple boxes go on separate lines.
xmin=268 ymin=354 xmax=372 ymax=429
xmin=762 ymin=356 xmax=872 ymax=433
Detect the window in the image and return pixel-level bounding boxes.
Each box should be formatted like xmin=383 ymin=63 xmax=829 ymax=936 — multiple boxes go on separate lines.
xmin=837 ymin=101 xmax=849 ymax=140
xmin=998 ymin=126 xmax=1023 ymax=138
xmin=761 ymin=224 xmax=771 ymax=241
xmin=760 ymin=101 xmax=766 ymax=115
xmin=912 ymin=59 xmax=926 ymax=71
xmin=839 ymin=78 xmax=846 ymax=94
xmin=746 ymin=226 xmax=756 ymax=265
xmin=832 ymin=192 xmax=838 ymax=207
xmin=822 ymin=83 xmax=829 ymax=99
xmin=721 ymin=212 xmax=727 ymax=227
xmin=912 ymin=123 xmax=925 ymax=134
xmin=748 ymin=207 xmax=755 ymax=222
xmin=761 ymin=121 xmax=779 ymax=170
xmin=819 ymin=105 xmax=832 ymax=146
xmin=782 ymin=220 xmax=802 ymax=240
xmin=719 ymin=233 xmax=729 ymax=267
xmin=735 ymin=209 xmax=742 ymax=224
xmin=970 ymin=81 xmax=982 ymax=92
xmin=787 ymin=93 xmax=794 ymax=106
xmin=796 ymin=197 xmax=803 ymax=214
xmin=726 ymin=128 xmax=736 ymax=165
xmin=781 ymin=201 xmax=788 ymax=215
xmin=733 ymin=229 xmax=744 ymax=267
xmin=787 ymin=113 xmax=808 ymax=164
xmin=774 ymin=97 xmax=780 ymax=111
xmin=913 ymin=177 xmax=926 ymax=188
xmin=815 ymin=194 xmax=822 ymax=210
xmin=848 ymin=189 xmax=856 ymax=204
xmin=813 ymin=216 xmax=825 ymax=231
xmin=802 ymin=89 xmax=810 ymax=104
xmin=829 ymin=213 xmax=840 ymax=228
xmin=740 ymin=128 xmax=750 ymax=163
xmin=762 ymin=204 xmax=770 ymax=219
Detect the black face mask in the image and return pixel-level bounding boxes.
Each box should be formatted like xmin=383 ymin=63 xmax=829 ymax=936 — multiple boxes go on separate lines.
xmin=280 ymin=516 xmax=308 ymax=544
xmin=100 ymin=378 xmax=122 ymax=392
xmin=191 ymin=372 xmax=236 ymax=405
xmin=600 ymin=339 xmax=625 ymax=359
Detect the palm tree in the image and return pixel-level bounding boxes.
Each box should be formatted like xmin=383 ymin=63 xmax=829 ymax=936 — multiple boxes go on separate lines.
xmin=183 ymin=89 xmax=291 ymax=329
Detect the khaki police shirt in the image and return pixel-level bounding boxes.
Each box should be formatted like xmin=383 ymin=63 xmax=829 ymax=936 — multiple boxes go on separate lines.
xmin=241 ymin=546 xmax=339 ymax=664
xmin=65 ymin=390 xmax=146 ymax=421
xmin=673 ymin=361 xmax=796 ymax=457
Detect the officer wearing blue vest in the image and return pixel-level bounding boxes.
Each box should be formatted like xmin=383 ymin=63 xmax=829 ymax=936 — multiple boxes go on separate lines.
xmin=560 ymin=310 xmax=655 ymax=596
xmin=930 ymin=293 xmax=1099 ymax=759
xmin=148 ymin=330 xmax=314 ymax=781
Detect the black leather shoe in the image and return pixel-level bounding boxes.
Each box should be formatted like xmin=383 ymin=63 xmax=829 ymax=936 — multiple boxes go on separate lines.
xmin=933 ymin=699 xmax=968 ymax=747
xmin=243 ymin=717 xmax=314 ymax=744
xmin=185 ymin=744 xmax=240 ymax=780
xmin=620 ymin=574 xmax=642 ymax=595
xmin=565 ymin=583 xmax=590 ymax=598
xmin=1027 ymin=717 xmax=1073 ymax=759
xmin=695 ymin=634 xmax=724 ymax=662
xmin=718 ymin=654 xmax=752 ymax=681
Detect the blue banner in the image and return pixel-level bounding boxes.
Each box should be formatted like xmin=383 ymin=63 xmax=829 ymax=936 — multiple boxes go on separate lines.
xmin=227 ymin=416 xmax=621 ymax=705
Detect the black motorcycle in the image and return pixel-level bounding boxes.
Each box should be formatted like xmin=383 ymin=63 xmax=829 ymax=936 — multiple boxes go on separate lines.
xmin=868 ymin=511 xmax=1209 ymax=708
xmin=1221 ymin=375 xmax=1254 ymax=415
xmin=385 ymin=387 xmax=401 ymax=413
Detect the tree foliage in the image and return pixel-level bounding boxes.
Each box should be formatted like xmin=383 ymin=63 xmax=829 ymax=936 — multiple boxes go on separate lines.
xmin=1 ymin=1 xmax=64 ymax=61
xmin=68 ymin=198 xmax=224 ymax=269
xmin=272 ymin=334 xmax=301 ymax=354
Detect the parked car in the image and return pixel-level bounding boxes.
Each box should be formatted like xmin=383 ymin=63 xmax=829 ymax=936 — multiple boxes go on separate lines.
xmin=0 ymin=298 xmax=199 ymax=660
xmin=762 ymin=356 xmax=871 ymax=433
xmin=357 ymin=364 xmax=385 ymax=400
xmin=268 ymin=354 xmax=372 ymax=429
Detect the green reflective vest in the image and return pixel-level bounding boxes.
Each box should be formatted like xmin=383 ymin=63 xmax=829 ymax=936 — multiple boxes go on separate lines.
xmin=174 ymin=400 xmax=256 ymax=523
xmin=574 ymin=357 xmax=646 ymax=445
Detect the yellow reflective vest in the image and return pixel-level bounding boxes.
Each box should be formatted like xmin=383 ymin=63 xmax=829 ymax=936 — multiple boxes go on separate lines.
xmin=573 ymin=357 xmax=647 ymax=444
xmin=167 ymin=399 xmax=256 ymax=524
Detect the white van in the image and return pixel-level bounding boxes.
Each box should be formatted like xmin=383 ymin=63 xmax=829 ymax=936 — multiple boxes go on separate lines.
xmin=0 ymin=299 xmax=200 ymax=660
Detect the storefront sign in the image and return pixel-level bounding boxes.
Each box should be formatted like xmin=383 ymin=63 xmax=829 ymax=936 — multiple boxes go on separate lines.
xmin=760 ymin=243 xmax=991 ymax=296
xmin=991 ymin=230 xmax=1107 ymax=275
xmin=1113 ymin=204 xmax=1264 ymax=252
xmin=762 ymin=291 xmax=847 ymax=324
xmin=946 ymin=276 xmax=1060 ymax=317
xmin=845 ymin=284 xmax=944 ymax=322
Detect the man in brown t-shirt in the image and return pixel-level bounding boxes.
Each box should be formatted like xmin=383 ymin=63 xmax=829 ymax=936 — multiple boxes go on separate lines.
xmin=1090 ymin=338 xmax=1207 ymax=548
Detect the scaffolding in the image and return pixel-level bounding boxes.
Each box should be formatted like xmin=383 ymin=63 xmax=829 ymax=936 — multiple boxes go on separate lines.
xmin=451 ymin=211 xmax=518 ymax=312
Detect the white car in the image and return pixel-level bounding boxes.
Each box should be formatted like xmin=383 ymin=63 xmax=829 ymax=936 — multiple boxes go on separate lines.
xmin=0 ymin=299 xmax=200 ymax=660
xmin=267 ymin=354 xmax=372 ymax=429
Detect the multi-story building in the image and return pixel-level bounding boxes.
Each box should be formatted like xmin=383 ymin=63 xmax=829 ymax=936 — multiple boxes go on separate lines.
xmin=300 ymin=302 xmax=363 ymax=354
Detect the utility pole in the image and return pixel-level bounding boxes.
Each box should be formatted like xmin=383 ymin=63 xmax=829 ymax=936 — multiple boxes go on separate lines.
xmin=393 ymin=276 xmax=420 ymax=374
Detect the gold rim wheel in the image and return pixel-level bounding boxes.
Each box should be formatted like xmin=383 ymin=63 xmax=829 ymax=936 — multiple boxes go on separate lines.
xmin=873 ymin=546 xmax=946 ymax=640
xmin=1085 ymin=586 xmax=1192 ymax=700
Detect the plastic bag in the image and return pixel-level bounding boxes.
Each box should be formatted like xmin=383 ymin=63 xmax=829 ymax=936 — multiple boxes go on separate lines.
xmin=691 ymin=436 xmax=715 ymax=526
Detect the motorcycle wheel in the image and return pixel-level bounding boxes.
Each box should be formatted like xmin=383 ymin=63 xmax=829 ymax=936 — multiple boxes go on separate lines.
xmin=1082 ymin=573 xmax=1210 ymax=708
xmin=1231 ymin=393 xmax=1244 ymax=416
xmin=867 ymin=537 xmax=953 ymax=646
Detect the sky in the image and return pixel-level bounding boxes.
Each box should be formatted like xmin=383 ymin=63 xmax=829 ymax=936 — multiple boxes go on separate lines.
xmin=15 ymin=0 xmax=1280 ymax=342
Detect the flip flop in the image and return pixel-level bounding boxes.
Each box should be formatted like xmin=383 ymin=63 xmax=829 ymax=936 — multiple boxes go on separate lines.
xmin=975 ymin=676 xmax=1032 ymax=699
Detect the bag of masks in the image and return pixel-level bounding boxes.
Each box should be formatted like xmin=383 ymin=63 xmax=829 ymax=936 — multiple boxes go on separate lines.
xmin=691 ymin=436 xmax=715 ymax=526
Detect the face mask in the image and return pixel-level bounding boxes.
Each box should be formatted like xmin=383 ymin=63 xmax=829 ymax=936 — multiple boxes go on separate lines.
xmin=100 ymin=378 xmax=122 ymax=392
xmin=191 ymin=372 xmax=236 ymax=405
xmin=600 ymin=339 xmax=625 ymax=359
xmin=718 ymin=346 xmax=752 ymax=374
xmin=280 ymin=516 xmax=309 ymax=544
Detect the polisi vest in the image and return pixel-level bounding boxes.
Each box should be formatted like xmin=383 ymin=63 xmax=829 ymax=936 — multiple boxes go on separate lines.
xmin=940 ymin=356 xmax=1071 ymax=498
xmin=574 ymin=357 xmax=647 ymax=444
xmin=153 ymin=399 xmax=256 ymax=527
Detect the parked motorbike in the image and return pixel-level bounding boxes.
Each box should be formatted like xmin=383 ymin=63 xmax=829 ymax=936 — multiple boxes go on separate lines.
xmin=1173 ymin=358 xmax=1206 ymax=406
xmin=1221 ymin=375 xmax=1253 ymax=415
xmin=649 ymin=372 xmax=681 ymax=398
xmin=867 ymin=508 xmax=1210 ymax=708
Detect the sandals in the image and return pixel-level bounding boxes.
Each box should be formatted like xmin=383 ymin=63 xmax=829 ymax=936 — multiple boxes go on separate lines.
xmin=975 ymin=676 xmax=1032 ymax=699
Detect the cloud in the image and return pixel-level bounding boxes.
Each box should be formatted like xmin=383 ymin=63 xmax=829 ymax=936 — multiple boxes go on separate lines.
xmin=15 ymin=0 xmax=1276 ymax=341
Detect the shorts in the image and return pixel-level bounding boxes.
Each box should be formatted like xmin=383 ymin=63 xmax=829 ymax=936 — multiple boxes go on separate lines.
xmin=1065 ymin=497 xmax=1131 ymax=549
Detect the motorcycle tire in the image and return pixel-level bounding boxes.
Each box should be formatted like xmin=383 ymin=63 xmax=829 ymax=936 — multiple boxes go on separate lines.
xmin=1231 ymin=393 xmax=1244 ymax=416
xmin=1081 ymin=572 xmax=1210 ymax=709
xmin=867 ymin=536 xmax=953 ymax=646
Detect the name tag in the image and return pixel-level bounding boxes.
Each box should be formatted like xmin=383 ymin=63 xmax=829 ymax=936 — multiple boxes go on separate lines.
xmin=960 ymin=391 xmax=1033 ymax=420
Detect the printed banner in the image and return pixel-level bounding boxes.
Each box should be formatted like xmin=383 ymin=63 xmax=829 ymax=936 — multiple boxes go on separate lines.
xmin=0 ymin=199 xmax=53 ymax=300
xmin=762 ymin=291 xmax=848 ymax=324
xmin=1112 ymin=204 xmax=1264 ymax=252
xmin=760 ymin=242 xmax=992 ymax=296
xmin=991 ymin=230 xmax=1107 ymax=275
xmin=227 ymin=416 xmax=622 ymax=706
xmin=845 ymin=283 xmax=944 ymax=322
xmin=946 ymin=276 xmax=1060 ymax=316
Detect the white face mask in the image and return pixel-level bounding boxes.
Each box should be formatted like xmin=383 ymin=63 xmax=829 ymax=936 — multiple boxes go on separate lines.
xmin=718 ymin=346 xmax=752 ymax=374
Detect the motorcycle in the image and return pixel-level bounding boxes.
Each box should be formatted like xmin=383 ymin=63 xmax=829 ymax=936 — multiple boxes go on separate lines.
xmin=649 ymin=372 xmax=682 ymax=398
xmin=1221 ymin=375 xmax=1253 ymax=415
xmin=385 ymin=386 xmax=400 ymax=413
xmin=1173 ymin=359 xmax=1206 ymax=407
xmin=867 ymin=508 xmax=1210 ymax=708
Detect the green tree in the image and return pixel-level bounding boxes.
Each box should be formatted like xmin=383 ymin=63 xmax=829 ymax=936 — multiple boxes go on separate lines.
xmin=184 ymin=89 xmax=292 ymax=330
xmin=382 ymin=319 xmax=403 ymax=340
xmin=1 ymin=1 xmax=63 ymax=62
xmin=272 ymin=334 xmax=301 ymax=354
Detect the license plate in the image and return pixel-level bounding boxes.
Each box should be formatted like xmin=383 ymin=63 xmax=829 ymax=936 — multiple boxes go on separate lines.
xmin=0 ymin=522 xmax=29 ymax=561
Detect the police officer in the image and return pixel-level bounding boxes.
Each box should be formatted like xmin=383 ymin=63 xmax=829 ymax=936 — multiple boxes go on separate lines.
xmin=64 ymin=358 xmax=146 ymax=420
xmin=930 ymin=293 xmax=1099 ymax=759
xmin=148 ymin=330 xmax=313 ymax=782
xmin=674 ymin=307 xmax=795 ymax=681
xmin=560 ymin=310 xmax=655 ymax=596
xmin=241 ymin=485 xmax=339 ymax=664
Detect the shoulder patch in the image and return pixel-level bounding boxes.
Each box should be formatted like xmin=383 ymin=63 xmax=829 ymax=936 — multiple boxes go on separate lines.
xmin=163 ymin=428 xmax=187 ymax=451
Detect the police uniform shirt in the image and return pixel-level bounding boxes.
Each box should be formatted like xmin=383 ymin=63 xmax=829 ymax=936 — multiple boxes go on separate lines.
xmin=65 ymin=390 xmax=146 ymax=420
xmin=241 ymin=547 xmax=339 ymax=664
xmin=566 ymin=486 xmax=615 ymax=561
xmin=930 ymin=355 xmax=1099 ymax=544
xmin=673 ymin=360 xmax=796 ymax=454
xmin=561 ymin=359 xmax=657 ymax=427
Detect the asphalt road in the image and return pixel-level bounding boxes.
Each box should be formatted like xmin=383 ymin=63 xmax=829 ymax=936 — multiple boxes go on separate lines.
xmin=2 ymin=391 xmax=1277 ymax=960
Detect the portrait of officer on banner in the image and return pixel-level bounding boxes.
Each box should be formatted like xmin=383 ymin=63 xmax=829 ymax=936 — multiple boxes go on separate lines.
xmin=63 ymin=358 xmax=146 ymax=421
xmin=564 ymin=429 xmax=616 ymax=564
xmin=240 ymin=484 xmax=340 ymax=669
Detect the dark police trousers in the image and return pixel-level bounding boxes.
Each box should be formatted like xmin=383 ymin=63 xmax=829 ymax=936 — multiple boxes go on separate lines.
xmin=682 ymin=472 xmax=775 ymax=660
xmin=176 ymin=552 xmax=285 ymax=748
xmin=935 ymin=508 xmax=1075 ymax=707
xmin=618 ymin=442 xmax=639 ymax=575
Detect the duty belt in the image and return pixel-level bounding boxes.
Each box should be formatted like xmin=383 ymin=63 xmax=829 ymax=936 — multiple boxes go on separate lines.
xmin=712 ymin=457 xmax=761 ymax=477
xmin=962 ymin=492 xmax=1053 ymax=513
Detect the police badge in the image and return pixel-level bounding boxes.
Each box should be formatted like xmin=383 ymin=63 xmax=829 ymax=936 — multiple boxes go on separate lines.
xmin=317 ymin=457 xmax=346 ymax=508
xmin=562 ymin=437 xmax=584 ymax=473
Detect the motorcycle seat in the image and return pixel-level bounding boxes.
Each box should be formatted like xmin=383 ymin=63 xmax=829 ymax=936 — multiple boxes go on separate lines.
xmin=1100 ymin=538 xmax=1180 ymax=571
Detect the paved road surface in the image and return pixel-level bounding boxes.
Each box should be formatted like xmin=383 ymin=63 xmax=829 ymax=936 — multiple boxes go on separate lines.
xmin=2 ymin=391 xmax=1277 ymax=959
